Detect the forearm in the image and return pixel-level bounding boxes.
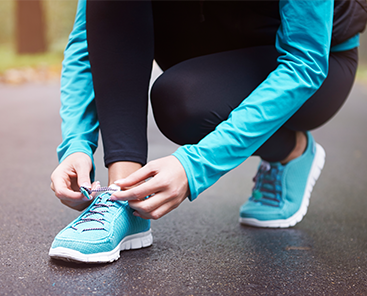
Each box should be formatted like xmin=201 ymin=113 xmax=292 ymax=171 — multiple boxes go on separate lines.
xmin=173 ymin=0 xmax=334 ymax=200
xmin=57 ymin=0 xmax=99 ymax=175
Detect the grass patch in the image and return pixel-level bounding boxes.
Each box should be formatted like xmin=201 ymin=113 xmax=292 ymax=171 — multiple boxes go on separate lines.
xmin=1 ymin=41 xmax=366 ymax=85
xmin=0 ymin=44 xmax=63 ymax=74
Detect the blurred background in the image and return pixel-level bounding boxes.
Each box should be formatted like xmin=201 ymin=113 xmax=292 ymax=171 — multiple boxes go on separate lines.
xmin=0 ymin=0 xmax=78 ymax=84
xmin=0 ymin=0 xmax=366 ymax=84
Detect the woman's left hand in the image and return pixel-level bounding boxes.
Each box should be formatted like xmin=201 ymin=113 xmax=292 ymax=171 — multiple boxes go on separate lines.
xmin=110 ymin=156 xmax=190 ymax=220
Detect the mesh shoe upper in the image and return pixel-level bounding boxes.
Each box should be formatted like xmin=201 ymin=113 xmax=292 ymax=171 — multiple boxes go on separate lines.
xmin=240 ymin=131 xmax=323 ymax=225
xmin=50 ymin=192 xmax=150 ymax=255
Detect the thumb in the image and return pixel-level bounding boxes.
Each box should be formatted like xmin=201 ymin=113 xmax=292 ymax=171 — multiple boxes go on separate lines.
xmin=114 ymin=165 xmax=153 ymax=188
xmin=75 ymin=165 xmax=92 ymax=189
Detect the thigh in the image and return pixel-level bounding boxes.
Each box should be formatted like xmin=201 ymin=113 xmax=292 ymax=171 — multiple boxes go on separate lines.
xmin=285 ymin=48 xmax=358 ymax=131
xmin=151 ymin=46 xmax=279 ymax=144
xmin=152 ymin=1 xmax=280 ymax=71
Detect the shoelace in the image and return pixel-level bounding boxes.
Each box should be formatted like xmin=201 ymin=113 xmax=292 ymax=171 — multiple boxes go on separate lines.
xmin=80 ymin=186 xmax=119 ymax=195
xmin=72 ymin=187 xmax=120 ymax=232
xmin=71 ymin=194 xmax=118 ymax=232
xmin=250 ymin=161 xmax=284 ymax=207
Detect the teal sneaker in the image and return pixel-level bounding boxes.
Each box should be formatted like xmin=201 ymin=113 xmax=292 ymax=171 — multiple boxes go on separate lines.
xmin=49 ymin=186 xmax=152 ymax=263
xmin=239 ymin=132 xmax=325 ymax=228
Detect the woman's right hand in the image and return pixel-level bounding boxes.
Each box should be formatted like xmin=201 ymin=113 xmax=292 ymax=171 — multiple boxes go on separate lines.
xmin=50 ymin=152 xmax=99 ymax=211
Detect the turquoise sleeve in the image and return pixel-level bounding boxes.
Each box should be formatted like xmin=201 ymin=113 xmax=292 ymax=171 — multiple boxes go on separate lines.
xmin=56 ymin=0 xmax=99 ymax=176
xmin=173 ymin=0 xmax=334 ymax=201
xmin=331 ymin=34 xmax=360 ymax=52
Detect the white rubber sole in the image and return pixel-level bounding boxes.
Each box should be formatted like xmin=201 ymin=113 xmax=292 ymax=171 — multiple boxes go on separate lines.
xmin=239 ymin=143 xmax=326 ymax=228
xmin=49 ymin=229 xmax=153 ymax=263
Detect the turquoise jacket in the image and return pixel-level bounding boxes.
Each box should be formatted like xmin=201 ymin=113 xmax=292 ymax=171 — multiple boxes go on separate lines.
xmin=57 ymin=0 xmax=359 ymax=200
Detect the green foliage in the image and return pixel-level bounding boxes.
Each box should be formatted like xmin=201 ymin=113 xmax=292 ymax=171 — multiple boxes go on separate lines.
xmin=0 ymin=0 xmax=14 ymax=44
xmin=0 ymin=44 xmax=63 ymax=74
xmin=44 ymin=0 xmax=78 ymax=51
xmin=356 ymin=63 xmax=367 ymax=84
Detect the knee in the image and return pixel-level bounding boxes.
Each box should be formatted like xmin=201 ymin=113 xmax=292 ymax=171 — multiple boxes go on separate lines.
xmin=150 ymin=70 xmax=210 ymax=145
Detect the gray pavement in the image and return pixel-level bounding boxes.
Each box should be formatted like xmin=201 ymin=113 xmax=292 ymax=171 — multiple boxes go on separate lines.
xmin=0 ymin=69 xmax=367 ymax=295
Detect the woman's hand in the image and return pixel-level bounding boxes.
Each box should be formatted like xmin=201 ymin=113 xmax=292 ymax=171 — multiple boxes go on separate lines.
xmin=50 ymin=152 xmax=99 ymax=211
xmin=111 ymin=156 xmax=190 ymax=220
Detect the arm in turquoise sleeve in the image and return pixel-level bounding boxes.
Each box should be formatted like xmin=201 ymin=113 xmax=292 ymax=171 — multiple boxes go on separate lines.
xmin=56 ymin=0 xmax=99 ymax=175
xmin=173 ymin=0 xmax=334 ymax=201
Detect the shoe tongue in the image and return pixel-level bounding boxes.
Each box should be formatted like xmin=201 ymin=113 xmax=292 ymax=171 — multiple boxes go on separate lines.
xmin=97 ymin=191 xmax=112 ymax=203
xmin=75 ymin=192 xmax=113 ymax=231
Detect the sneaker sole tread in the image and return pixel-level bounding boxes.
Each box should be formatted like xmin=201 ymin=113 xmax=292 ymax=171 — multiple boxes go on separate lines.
xmin=49 ymin=229 xmax=153 ymax=263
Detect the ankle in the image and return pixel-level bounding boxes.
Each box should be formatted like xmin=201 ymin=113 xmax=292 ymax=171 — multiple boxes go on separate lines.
xmin=108 ymin=161 xmax=142 ymax=185
xmin=280 ymin=131 xmax=307 ymax=165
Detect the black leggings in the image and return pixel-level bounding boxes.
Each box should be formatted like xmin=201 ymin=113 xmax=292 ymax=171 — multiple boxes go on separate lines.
xmin=86 ymin=1 xmax=358 ymax=166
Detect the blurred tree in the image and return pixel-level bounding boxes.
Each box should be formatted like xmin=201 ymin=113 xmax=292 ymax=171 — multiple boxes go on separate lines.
xmin=16 ymin=0 xmax=47 ymax=54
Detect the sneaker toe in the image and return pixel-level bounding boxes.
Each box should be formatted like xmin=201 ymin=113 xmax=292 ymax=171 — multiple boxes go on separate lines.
xmin=50 ymin=229 xmax=117 ymax=255
xmin=239 ymin=200 xmax=289 ymax=221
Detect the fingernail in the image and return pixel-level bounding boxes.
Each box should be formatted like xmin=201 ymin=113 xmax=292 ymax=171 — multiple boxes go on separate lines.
xmin=133 ymin=211 xmax=140 ymax=217
xmin=81 ymin=182 xmax=91 ymax=189
xmin=114 ymin=179 xmax=125 ymax=184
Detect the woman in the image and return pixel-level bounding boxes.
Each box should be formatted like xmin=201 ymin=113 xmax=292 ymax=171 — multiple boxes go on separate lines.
xmin=49 ymin=0 xmax=367 ymax=263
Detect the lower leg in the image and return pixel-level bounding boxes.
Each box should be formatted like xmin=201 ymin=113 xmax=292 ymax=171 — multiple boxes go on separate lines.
xmin=254 ymin=130 xmax=307 ymax=164
xmin=108 ymin=161 xmax=142 ymax=185
xmin=253 ymin=127 xmax=298 ymax=163
xmin=280 ymin=131 xmax=307 ymax=164
xmin=87 ymin=0 xmax=154 ymax=167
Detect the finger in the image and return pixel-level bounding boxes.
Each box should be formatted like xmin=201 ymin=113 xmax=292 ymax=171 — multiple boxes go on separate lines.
xmin=114 ymin=164 xmax=156 ymax=189
xmin=113 ymin=180 xmax=147 ymax=192
xmin=61 ymin=199 xmax=92 ymax=211
xmin=52 ymin=172 xmax=88 ymax=201
xmin=54 ymin=183 xmax=85 ymax=200
xmin=128 ymin=195 xmax=161 ymax=215
xmin=74 ymin=163 xmax=92 ymax=189
xmin=91 ymin=181 xmax=100 ymax=189
xmin=128 ymin=191 xmax=174 ymax=216
xmin=90 ymin=181 xmax=101 ymax=198
xmin=129 ymin=195 xmax=179 ymax=220
xmin=111 ymin=177 xmax=162 ymax=201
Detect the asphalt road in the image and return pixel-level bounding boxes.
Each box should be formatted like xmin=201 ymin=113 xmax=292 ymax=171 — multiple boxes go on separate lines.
xmin=0 ymin=67 xmax=367 ymax=295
